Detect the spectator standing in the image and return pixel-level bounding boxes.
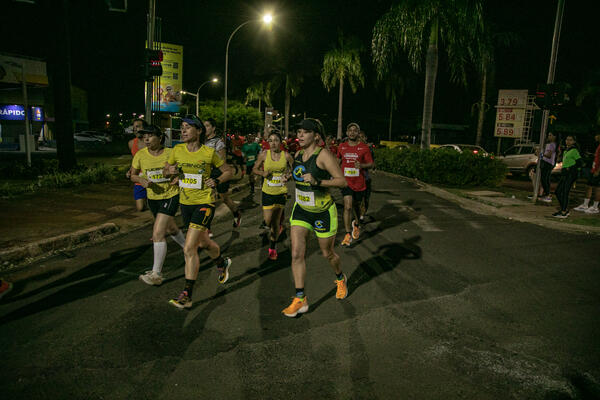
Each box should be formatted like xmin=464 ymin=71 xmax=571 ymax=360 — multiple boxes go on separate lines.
xmin=553 ymin=135 xmax=582 ymax=218
xmin=573 ymin=132 xmax=600 ymax=214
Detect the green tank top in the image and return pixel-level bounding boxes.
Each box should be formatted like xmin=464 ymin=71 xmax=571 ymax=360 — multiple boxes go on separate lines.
xmin=292 ymin=148 xmax=332 ymax=212
xmin=262 ymin=150 xmax=288 ymax=195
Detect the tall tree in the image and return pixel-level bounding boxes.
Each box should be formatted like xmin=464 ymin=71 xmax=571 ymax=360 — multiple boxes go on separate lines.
xmin=372 ymin=0 xmax=483 ymax=149
xmin=576 ymin=70 xmax=600 ymax=127
xmin=271 ymin=72 xmax=304 ymax=137
xmin=471 ymin=25 xmax=519 ymax=146
xmin=321 ymin=34 xmax=365 ymax=139
xmin=245 ymin=81 xmax=273 ymax=114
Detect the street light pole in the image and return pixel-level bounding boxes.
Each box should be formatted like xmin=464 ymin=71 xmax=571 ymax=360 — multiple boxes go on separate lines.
xmin=145 ymin=0 xmax=156 ymax=126
xmin=195 ymin=78 xmax=218 ymax=116
xmin=224 ymin=20 xmax=252 ymax=136
xmin=532 ymin=0 xmax=565 ymax=203
xmin=224 ymin=14 xmax=272 ymax=135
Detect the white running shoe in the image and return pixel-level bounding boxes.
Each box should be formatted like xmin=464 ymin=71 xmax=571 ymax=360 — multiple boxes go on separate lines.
xmin=540 ymin=196 xmax=553 ymax=203
xmin=584 ymin=206 xmax=599 ymax=214
xmin=573 ymin=203 xmax=589 ymax=212
xmin=139 ymin=271 xmax=163 ymax=286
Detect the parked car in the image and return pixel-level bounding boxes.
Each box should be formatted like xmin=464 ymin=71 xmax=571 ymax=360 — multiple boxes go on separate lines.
xmin=497 ymin=143 xmax=562 ymax=177
xmin=92 ymin=131 xmax=113 ymax=142
xmin=74 ymin=131 xmax=106 ymax=143
xmin=436 ymin=144 xmax=490 ymax=157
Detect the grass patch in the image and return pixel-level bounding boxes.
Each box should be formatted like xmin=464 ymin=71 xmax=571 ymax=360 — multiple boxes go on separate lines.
xmin=0 ymin=164 xmax=122 ymax=198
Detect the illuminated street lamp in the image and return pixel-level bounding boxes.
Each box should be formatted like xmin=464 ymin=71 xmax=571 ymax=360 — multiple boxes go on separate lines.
xmin=194 ymin=78 xmax=219 ymax=116
xmin=224 ymin=13 xmax=273 ymax=134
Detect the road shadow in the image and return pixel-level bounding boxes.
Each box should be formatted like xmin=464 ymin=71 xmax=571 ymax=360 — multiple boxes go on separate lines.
xmin=310 ymin=237 xmax=422 ymax=313
xmin=0 ymin=244 xmax=152 ymax=324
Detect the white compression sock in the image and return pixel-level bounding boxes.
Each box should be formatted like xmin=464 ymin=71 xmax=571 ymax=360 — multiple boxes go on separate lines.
xmin=593 ymin=201 xmax=599 ymax=208
xmin=152 ymin=241 xmax=167 ymax=274
xmin=583 ymin=198 xmax=590 ymax=207
xmin=170 ymin=230 xmax=186 ymax=248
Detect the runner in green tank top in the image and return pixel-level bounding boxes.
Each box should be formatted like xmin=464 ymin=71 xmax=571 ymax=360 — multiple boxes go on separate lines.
xmin=281 ymin=119 xmax=349 ymax=318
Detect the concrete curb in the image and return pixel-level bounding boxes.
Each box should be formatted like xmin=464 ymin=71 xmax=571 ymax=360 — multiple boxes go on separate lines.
xmin=0 ymin=223 xmax=120 ymax=267
xmin=376 ymin=170 xmax=600 ymax=235
xmin=0 ymin=180 xmax=250 ymax=271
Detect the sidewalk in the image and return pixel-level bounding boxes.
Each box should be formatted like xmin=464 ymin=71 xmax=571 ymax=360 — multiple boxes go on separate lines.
xmin=1 ymin=171 xmax=598 ymax=273
xmin=378 ymin=171 xmax=600 ymax=235
xmin=0 ymin=177 xmax=248 ymax=272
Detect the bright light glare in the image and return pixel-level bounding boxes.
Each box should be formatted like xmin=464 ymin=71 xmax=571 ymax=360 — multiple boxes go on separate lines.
xmin=262 ymin=14 xmax=273 ymax=24
xmin=212 ymin=78 xmax=219 ymax=83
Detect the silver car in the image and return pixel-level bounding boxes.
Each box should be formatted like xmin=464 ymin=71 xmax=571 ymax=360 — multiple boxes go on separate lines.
xmin=497 ymin=143 xmax=562 ymax=177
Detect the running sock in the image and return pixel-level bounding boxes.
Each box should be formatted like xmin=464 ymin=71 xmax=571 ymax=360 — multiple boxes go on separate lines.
xmin=583 ymin=198 xmax=590 ymax=207
xmin=170 ymin=230 xmax=186 ymax=248
xmin=152 ymin=241 xmax=167 ymax=274
xmin=336 ymin=272 xmax=345 ymax=281
xmin=184 ymin=279 xmax=195 ymax=298
xmin=269 ymin=240 xmax=276 ymax=250
xmin=295 ymin=288 xmax=305 ymax=299
xmin=593 ymin=201 xmax=599 ymax=208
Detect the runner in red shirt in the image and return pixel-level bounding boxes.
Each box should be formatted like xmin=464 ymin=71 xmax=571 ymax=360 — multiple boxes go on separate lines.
xmin=231 ymin=134 xmax=245 ymax=176
xmin=337 ymin=122 xmax=373 ymax=246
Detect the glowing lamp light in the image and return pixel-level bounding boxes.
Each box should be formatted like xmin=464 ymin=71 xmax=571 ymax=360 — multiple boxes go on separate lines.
xmin=262 ymin=14 xmax=273 ymax=24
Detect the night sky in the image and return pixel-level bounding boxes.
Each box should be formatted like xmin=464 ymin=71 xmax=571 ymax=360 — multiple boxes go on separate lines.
xmin=1 ymin=0 xmax=597 ymax=146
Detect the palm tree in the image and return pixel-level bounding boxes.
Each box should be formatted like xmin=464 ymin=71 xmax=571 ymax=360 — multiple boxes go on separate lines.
xmin=576 ymin=70 xmax=600 ymax=126
xmin=245 ymin=81 xmax=273 ymax=114
xmin=383 ymin=74 xmax=407 ymax=141
xmin=372 ymin=0 xmax=483 ymax=149
xmin=321 ymin=34 xmax=365 ymax=139
xmin=283 ymin=73 xmax=304 ymax=137
xmin=471 ymin=26 xmax=519 ymax=146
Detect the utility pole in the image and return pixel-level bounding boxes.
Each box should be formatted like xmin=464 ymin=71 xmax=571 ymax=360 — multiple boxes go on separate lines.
xmin=145 ymin=0 xmax=156 ymax=126
xmin=21 ymin=65 xmax=31 ymax=167
xmin=532 ymin=0 xmax=565 ymax=202
xmin=52 ymin=0 xmax=76 ymax=171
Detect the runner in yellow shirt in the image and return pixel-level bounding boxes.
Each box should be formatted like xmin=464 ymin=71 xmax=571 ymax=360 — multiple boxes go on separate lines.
xmin=252 ymin=131 xmax=294 ymax=260
xmin=130 ymin=125 xmax=186 ymax=286
xmin=164 ymin=115 xmax=234 ymax=309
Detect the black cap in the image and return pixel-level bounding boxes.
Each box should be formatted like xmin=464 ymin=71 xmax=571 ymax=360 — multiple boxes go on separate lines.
xmin=296 ymin=118 xmax=323 ymax=134
xmin=181 ymin=114 xmax=206 ymax=134
xmin=139 ymin=124 xmax=162 ymax=136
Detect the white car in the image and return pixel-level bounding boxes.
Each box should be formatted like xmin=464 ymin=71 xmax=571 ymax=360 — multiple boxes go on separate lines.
xmin=74 ymin=132 xmax=106 ymax=143
xmin=437 ymin=144 xmax=490 ymax=157
xmin=497 ymin=143 xmax=562 ymax=177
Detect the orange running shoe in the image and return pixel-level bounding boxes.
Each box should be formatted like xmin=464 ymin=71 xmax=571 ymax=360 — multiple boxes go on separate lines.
xmin=335 ymin=274 xmax=348 ymax=299
xmin=282 ymin=296 xmax=309 ymax=317
xmin=351 ymin=219 xmax=360 ymax=240
xmin=341 ymin=233 xmax=352 ymax=247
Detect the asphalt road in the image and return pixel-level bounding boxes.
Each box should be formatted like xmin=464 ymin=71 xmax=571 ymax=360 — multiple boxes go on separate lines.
xmin=1 ymin=173 xmax=599 ymax=400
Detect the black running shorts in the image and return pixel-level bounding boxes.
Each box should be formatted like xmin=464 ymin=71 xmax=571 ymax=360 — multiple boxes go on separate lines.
xmin=180 ymin=204 xmax=215 ymax=231
xmin=148 ymin=195 xmax=179 ymax=217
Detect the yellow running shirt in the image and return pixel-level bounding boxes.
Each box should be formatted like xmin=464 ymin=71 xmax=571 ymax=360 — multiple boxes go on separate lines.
xmin=131 ymin=147 xmax=179 ymax=200
xmin=167 ymin=143 xmax=224 ymax=205
xmin=262 ymin=150 xmax=288 ymax=195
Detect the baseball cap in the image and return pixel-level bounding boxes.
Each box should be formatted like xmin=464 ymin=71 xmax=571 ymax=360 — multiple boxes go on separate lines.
xmin=296 ymin=118 xmax=323 ymax=134
xmin=346 ymin=122 xmax=360 ymax=131
xmin=181 ymin=114 xmax=206 ymax=133
xmin=138 ymin=124 xmax=162 ymax=136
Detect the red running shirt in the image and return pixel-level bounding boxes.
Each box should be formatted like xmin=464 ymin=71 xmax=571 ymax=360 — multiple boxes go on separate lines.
xmin=337 ymin=142 xmax=373 ymax=191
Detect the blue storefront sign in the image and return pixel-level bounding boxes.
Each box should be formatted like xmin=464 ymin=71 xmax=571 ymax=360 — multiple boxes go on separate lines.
xmin=0 ymin=104 xmax=44 ymax=121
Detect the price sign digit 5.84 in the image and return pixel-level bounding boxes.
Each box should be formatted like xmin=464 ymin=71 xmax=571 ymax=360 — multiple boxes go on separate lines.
xmin=494 ymin=108 xmax=525 ymax=138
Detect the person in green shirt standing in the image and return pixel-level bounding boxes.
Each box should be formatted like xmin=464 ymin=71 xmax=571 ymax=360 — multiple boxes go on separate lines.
xmin=553 ymin=135 xmax=583 ymax=218
xmin=242 ymin=133 xmax=262 ymax=193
